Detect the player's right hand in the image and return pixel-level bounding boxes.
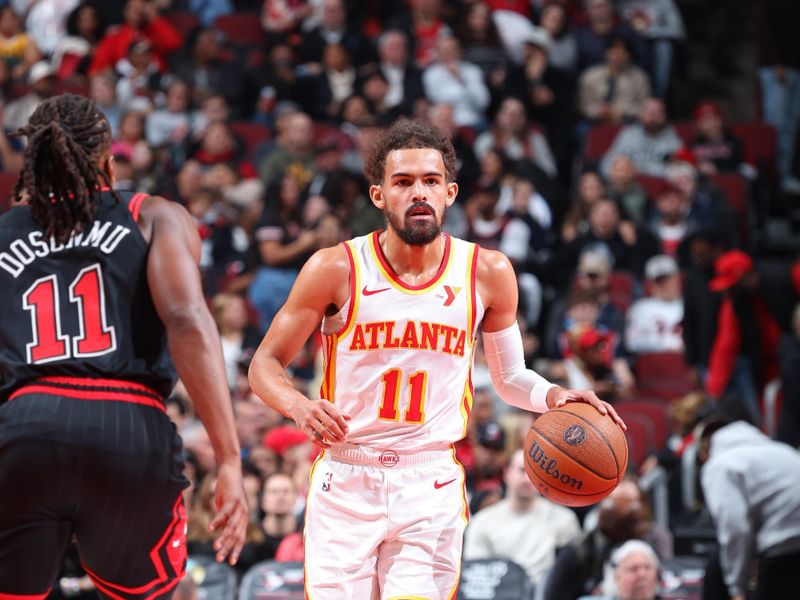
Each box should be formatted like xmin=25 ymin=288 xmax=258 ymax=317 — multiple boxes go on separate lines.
xmin=291 ymin=399 xmax=350 ymax=447
xmin=208 ymin=462 xmax=249 ymax=565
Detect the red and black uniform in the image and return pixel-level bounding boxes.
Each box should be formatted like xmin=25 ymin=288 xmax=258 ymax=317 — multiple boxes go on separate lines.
xmin=0 ymin=191 xmax=187 ymax=599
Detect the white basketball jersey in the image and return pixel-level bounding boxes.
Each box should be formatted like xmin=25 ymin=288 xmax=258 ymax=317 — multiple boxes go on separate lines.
xmin=320 ymin=231 xmax=485 ymax=452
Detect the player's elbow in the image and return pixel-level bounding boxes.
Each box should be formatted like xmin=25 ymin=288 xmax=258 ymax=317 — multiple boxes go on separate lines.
xmin=162 ymin=305 xmax=209 ymax=335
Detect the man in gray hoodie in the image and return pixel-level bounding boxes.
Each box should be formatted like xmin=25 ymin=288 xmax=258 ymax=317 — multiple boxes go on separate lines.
xmin=699 ymin=416 xmax=800 ymax=600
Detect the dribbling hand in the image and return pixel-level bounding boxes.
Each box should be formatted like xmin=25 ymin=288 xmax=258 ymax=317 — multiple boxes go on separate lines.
xmin=549 ymin=387 xmax=626 ymax=430
xmin=291 ymin=399 xmax=350 ymax=448
xmin=208 ymin=462 xmax=249 ymax=565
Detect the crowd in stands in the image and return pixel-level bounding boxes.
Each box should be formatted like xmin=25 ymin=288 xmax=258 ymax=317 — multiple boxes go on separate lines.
xmin=1 ymin=0 xmax=799 ymax=597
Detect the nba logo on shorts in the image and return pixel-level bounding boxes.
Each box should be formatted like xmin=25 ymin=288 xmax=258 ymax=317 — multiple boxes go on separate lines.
xmin=322 ymin=472 xmax=333 ymax=492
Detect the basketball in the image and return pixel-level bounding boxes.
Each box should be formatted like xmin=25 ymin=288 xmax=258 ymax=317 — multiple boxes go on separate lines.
xmin=524 ymin=402 xmax=628 ymax=507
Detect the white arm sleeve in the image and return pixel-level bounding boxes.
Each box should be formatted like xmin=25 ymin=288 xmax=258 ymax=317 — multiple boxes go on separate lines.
xmin=482 ymin=324 xmax=557 ymax=413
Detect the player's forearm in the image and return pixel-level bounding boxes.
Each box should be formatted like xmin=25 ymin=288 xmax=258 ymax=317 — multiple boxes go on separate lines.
xmin=483 ymin=324 xmax=557 ymax=413
xmin=166 ymin=307 xmax=241 ymax=465
xmin=248 ymin=351 xmax=312 ymax=423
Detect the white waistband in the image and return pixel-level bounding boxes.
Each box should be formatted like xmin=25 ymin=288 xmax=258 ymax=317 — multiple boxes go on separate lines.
xmin=326 ymin=444 xmax=453 ymax=468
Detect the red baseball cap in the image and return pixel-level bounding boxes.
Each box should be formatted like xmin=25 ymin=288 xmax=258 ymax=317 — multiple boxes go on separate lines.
xmin=709 ymin=250 xmax=753 ymax=291
xmin=262 ymin=424 xmax=308 ymax=456
xmin=693 ymin=101 xmax=723 ymax=121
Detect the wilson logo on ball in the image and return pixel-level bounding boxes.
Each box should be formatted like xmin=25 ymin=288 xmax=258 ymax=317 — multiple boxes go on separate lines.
xmin=563 ymin=424 xmax=587 ymax=446
xmin=528 ymin=439 xmax=584 ymax=490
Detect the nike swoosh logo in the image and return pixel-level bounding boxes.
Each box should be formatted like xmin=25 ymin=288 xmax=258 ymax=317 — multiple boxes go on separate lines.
xmin=362 ymin=285 xmax=391 ymax=296
xmin=434 ymin=478 xmax=457 ymax=489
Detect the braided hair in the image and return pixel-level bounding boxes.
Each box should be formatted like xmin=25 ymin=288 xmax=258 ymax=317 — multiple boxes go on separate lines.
xmin=13 ymin=94 xmax=120 ymax=243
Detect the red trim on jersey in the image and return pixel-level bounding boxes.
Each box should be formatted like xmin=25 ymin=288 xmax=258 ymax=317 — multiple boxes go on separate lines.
xmin=127 ymin=192 xmax=148 ymax=221
xmin=0 ymin=593 xmax=50 ymax=599
xmin=469 ymin=244 xmax=479 ymax=339
xmin=9 ymin=376 xmax=164 ymax=411
xmin=370 ymin=230 xmax=451 ymax=291
xmin=82 ymin=494 xmax=185 ymax=599
xmin=334 ymin=241 xmax=358 ymax=337
xmin=32 ymin=376 xmax=161 ymax=396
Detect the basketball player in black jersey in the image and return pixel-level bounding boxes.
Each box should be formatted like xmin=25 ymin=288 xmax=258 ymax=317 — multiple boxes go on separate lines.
xmin=0 ymin=94 xmax=247 ymax=598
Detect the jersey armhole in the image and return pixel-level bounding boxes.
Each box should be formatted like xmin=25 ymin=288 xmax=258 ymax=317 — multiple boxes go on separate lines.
xmin=127 ymin=192 xmax=148 ymax=222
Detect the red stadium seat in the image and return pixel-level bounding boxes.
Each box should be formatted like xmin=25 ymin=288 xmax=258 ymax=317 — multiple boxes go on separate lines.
xmin=708 ymin=172 xmax=748 ymax=215
xmin=634 ymin=352 xmax=695 ymax=402
xmin=213 ymin=13 xmax=267 ymax=47
xmin=0 ymin=171 xmax=19 ymax=213
xmin=623 ymin=416 xmax=652 ymax=468
xmin=229 ymin=121 xmax=272 ymax=157
xmin=729 ymin=121 xmax=777 ymax=176
xmin=634 ymin=174 xmax=669 ymax=199
xmin=615 ymin=400 xmax=671 ymax=451
xmin=673 ymin=121 xmax=694 ymax=146
xmin=583 ymin=123 xmax=622 ymax=163
xmin=608 ymin=270 xmax=636 ymax=312
xmin=164 ymin=11 xmax=200 ymax=38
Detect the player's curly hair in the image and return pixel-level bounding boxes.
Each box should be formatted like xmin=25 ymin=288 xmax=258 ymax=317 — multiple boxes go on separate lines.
xmin=13 ymin=94 xmax=119 ymax=244
xmin=363 ymin=117 xmax=457 ymax=185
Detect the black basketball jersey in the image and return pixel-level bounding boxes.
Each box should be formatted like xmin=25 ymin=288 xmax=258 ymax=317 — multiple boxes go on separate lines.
xmin=0 ymin=190 xmax=177 ymax=400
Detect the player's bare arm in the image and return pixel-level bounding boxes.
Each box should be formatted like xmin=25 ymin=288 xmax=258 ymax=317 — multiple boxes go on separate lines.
xmin=139 ymin=196 xmax=248 ymax=564
xmin=249 ymin=244 xmax=351 ymax=447
xmin=477 ymin=248 xmax=624 ymax=428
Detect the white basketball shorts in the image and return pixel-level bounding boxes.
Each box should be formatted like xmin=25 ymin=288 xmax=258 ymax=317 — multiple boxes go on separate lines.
xmin=303 ymin=444 xmax=469 ymax=600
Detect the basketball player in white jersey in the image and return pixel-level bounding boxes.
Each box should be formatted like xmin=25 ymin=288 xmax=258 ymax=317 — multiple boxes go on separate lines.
xmin=249 ymin=118 xmax=624 ymax=600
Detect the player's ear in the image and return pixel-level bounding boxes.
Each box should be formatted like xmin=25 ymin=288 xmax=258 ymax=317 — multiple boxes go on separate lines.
xmin=369 ymin=184 xmax=385 ymax=210
xmin=446 ymin=182 xmax=458 ymax=207
xmin=104 ymin=153 xmax=116 ymax=184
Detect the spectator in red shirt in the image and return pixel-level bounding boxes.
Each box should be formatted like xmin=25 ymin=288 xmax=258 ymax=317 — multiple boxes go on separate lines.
xmin=88 ymin=0 xmax=182 ymax=77
xmin=705 ymin=250 xmax=800 ymax=424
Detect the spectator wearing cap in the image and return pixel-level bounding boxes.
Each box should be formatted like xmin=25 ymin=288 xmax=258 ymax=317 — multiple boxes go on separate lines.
xmin=705 ymin=250 xmax=800 ymax=423
xmin=625 ymin=254 xmax=684 ymax=354
xmin=578 ymin=34 xmax=651 ymax=127
xmin=646 ymin=181 xmax=701 ymax=257
xmin=464 ymin=420 xmax=508 ymax=500
xmin=599 ymin=97 xmax=682 ymax=178
xmin=88 ymin=0 xmax=182 ymax=77
xmin=464 ymin=448 xmax=582 ymax=586
xmin=689 ymin=101 xmax=747 ymax=178
xmin=3 ymin=60 xmax=55 ymax=132
xmin=114 ymin=37 xmax=161 ymax=111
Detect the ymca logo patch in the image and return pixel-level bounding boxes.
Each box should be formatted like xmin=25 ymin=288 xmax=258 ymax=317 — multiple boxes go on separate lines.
xmin=435 ymin=285 xmax=462 ymax=306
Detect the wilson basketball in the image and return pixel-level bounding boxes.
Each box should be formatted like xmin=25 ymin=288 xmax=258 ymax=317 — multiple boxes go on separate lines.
xmin=524 ymin=402 xmax=628 ymax=507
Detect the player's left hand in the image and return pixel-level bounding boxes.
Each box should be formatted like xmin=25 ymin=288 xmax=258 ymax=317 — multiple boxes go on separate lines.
xmin=209 ymin=462 xmax=249 ymax=565
xmin=549 ymin=387 xmax=626 ymax=430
